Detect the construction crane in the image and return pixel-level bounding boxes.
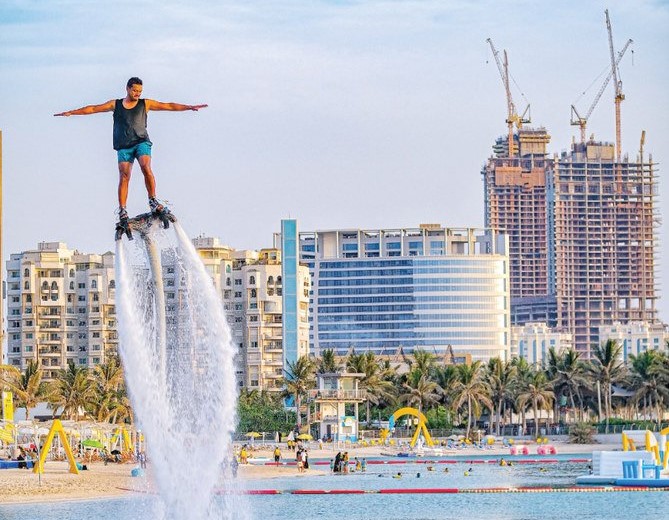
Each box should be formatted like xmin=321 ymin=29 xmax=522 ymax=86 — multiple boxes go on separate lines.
xmin=486 ymin=38 xmax=530 ymax=157
xmin=570 ymin=38 xmax=632 ymax=144
xmin=606 ymin=9 xmax=625 ymax=162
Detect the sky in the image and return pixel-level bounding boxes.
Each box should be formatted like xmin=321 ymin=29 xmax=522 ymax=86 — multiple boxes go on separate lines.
xmin=1 ymin=0 xmax=668 ymax=322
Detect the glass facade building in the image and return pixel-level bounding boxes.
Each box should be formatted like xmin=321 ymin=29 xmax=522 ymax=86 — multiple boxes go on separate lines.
xmin=281 ymin=219 xmax=299 ymax=370
xmin=296 ymin=225 xmax=510 ymax=362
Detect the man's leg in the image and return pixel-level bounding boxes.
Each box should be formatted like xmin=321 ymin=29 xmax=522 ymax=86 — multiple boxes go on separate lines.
xmin=118 ymin=161 xmax=133 ymax=210
xmin=137 ymin=154 xmax=157 ymax=200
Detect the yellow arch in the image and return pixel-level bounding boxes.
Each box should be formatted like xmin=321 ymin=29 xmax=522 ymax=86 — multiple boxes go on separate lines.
xmin=391 ymin=407 xmax=434 ymax=447
xmin=34 ymin=419 xmax=79 ymax=475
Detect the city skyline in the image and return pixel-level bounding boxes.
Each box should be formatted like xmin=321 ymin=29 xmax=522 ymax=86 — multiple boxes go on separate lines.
xmin=1 ymin=1 xmax=667 ymax=322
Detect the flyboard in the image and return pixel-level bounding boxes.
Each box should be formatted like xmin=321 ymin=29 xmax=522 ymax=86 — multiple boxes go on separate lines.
xmin=115 ymin=208 xmax=176 ymax=241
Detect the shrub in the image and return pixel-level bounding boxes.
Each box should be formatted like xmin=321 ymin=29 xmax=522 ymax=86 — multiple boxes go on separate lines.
xmin=568 ymin=422 xmax=597 ymax=444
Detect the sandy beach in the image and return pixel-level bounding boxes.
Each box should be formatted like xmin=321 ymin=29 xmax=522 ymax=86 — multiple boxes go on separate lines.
xmin=0 ymin=437 xmax=622 ymax=506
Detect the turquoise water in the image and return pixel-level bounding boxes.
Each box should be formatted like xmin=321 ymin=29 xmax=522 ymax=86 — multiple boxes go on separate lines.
xmin=1 ymin=461 xmax=666 ymax=520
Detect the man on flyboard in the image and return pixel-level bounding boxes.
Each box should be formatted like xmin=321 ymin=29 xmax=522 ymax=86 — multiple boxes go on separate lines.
xmin=55 ymin=77 xmax=207 ymax=238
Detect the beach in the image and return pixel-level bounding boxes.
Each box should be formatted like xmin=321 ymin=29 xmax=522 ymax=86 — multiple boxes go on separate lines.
xmin=0 ymin=437 xmax=622 ymax=505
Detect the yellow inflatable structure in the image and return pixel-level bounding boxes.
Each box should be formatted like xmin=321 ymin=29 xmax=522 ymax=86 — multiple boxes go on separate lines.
xmin=34 ymin=419 xmax=79 ymax=475
xmin=390 ymin=407 xmax=434 ymax=447
xmin=622 ymin=428 xmax=669 ymax=469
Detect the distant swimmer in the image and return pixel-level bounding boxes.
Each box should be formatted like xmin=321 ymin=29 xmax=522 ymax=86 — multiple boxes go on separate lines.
xmin=427 ymin=466 xmax=435 ymax=472
xmin=443 ymin=468 xmax=449 ymax=473
xmin=393 ymin=472 xmax=402 ymax=479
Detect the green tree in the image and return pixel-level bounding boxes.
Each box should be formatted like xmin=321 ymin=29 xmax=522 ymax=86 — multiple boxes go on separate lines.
xmin=630 ymin=350 xmax=668 ymax=428
xmin=90 ymin=356 xmax=131 ymax=423
xmin=281 ymin=355 xmax=315 ymax=428
xmin=0 ymin=360 xmax=45 ymax=420
xmin=547 ymin=348 xmax=588 ymax=423
xmin=516 ymin=371 xmax=554 ymax=437
xmin=347 ymin=352 xmax=396 ymax=425
xmin=485 ymin=357 xmax=516 ymax=436
xmin=399 ymin=371 xmax=441 ymax=414
xmin=589 ymin=339 xmax=627 ymax=432
xmin=46 ymin=361 xmax=96 ymax=421
xmin=316 ymin=349 xmax=341 ymax=374
xmin=451 ymin=362 xmax=492 ymax=439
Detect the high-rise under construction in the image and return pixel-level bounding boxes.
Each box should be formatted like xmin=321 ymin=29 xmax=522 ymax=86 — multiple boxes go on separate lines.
xmin=550 ymin=140 xmax=658 ymax=356
xmin=482 ymin=128 xmax=557 ymax=326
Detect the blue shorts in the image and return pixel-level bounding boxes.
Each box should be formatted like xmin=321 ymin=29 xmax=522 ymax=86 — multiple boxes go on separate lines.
xmin=117 ymin=141 xmax=152 ymax=163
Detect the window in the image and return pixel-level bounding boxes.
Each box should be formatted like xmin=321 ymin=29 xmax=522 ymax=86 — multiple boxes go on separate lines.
xmin=69 ymin=269 xmax=75 ymax=277
xmin=250 ymin=289 xmax=257 ymax=298
xmin=92 ymin=332 xmax=100 ymax=338
xmin=24 ymin=268 xmax=30 ymax=277
xmin=24 ymin=281 xmax=30 ymax=290
xmin=69 ymin=281 xmax=75 ymax=290
xmin=250 ymin=315 xmax=258 ymax=322
xmin=250 ymin=341 xmax=258 ymax=348
xmin=249 ymin=275 xmax=256 ymax=285
xmin=78 ymin=283 xmax=86 ymax=289
xmin=25 ymin=333 xmax=33 ymax=339
xmin=26 ymin=294 xmax=32 ymax=303
xmin=91 ymin=280 xmax=97 ymax=289
xmin=78 ymin=295 xmax=85 ymax=302
xmin=234 ymin=279 xmax=242 ymax=286
xmin=234 ymin=291 xmax=242 ymax=298
xmin=79 ymin=358 xmax=86 ymax=365
xmin=267 ymin=276 xmax=274 ymax=285
xmin=51 ymin=281 xmax=58 ymax=290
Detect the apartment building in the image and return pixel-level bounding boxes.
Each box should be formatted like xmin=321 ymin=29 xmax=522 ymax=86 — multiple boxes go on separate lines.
xmin=192 ymin=237 xmax=310 ymax=392
xmin=598 ymin=321 xmax=668 ymax=363
xmin=510 ymin=322 xmax=573 ymax=366
xmin=5 ymin=242 xmax=117 ymax=379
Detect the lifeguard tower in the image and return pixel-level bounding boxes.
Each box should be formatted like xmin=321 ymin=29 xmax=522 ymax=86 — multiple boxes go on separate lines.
xmin=309 ymin=373 xmax=366 ymax=442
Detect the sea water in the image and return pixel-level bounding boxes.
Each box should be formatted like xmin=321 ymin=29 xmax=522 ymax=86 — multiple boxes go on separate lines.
xmin=0 ymin=461 xmax=664 ymax=520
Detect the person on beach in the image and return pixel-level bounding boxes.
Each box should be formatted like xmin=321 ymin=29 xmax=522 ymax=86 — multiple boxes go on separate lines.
xmin=273 ymin=446 xmax=282 ymax=465
xmin=54 ymin=77 xmax=207 ymax=229
xmin=334 ymin=452 xmax=342 ymax=473
xmin=361 ymin=458 xmax=367 ymax=472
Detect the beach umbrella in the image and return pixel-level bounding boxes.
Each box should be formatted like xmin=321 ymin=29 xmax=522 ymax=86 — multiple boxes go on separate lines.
xmin=297 ymin=433 xmax=313 ymax=441
xmin=245 ymin=432 xmax=261 ymax=438
xmin=82 ymin=439 xmax=104 ymax=449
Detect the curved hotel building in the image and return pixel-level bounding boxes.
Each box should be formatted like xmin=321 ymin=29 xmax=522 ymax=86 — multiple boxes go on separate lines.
xmin=291 ymin=223 xmax=510 ymax=362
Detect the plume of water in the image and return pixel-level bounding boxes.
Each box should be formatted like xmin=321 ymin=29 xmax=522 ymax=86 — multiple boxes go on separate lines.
xmin=115 ymin=222 xmax=245 ymax=519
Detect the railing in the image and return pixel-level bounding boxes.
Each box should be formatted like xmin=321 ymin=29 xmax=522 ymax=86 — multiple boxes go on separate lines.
xmin=309 ymin=389 xmax=367 ymax=401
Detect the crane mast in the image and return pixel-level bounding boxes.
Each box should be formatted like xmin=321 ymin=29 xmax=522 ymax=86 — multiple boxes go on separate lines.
xmin=570 ymin=38 xmax=632 ymax=144
xmin=606 ymin=9 xmax=625 ymax=162
xmin=486 ymin=38 xmax=530 ymax=157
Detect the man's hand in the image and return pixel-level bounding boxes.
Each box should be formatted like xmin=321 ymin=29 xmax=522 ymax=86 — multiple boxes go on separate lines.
xmin=190 ymin=104 xmax=208 ymax=111
xmin=54 ymin=111 xmax=71 ymax=117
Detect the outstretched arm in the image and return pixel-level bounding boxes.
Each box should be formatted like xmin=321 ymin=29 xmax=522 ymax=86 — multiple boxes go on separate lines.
xmin=145 ymin=100 xmax=208 ymax=112
xmin=54 ymin=100 xmax=115 ymax=117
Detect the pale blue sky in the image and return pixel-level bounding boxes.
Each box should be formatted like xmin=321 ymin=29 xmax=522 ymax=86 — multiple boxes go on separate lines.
xmin=1 ymin=0 xmax=668 ymax=321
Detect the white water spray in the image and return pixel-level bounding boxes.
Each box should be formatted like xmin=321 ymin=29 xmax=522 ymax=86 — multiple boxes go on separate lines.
xmin=115 ymin=222 xmax=246 ymax=519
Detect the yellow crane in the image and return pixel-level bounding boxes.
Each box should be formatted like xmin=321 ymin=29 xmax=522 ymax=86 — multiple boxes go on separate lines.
xmin=486 ymin=38 xmax=530 ymax=157
xmin=570 ymin=38 xmax=632 ymax=144
xmin=606 ymin=9 xmax=626 ymax=162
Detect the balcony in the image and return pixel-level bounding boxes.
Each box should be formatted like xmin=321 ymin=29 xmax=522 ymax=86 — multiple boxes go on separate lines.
xmin=309 ymin=389 xmax=367 ymax=402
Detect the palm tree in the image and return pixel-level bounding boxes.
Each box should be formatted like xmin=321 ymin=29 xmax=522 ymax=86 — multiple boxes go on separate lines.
xmin=547 ymin=348 xmax=589 ymax=423
xmin=516 ymin=371 xmax=554 ymax=437
xmin=0 ymin=361 xmax=45 ymax=420
xmin=282 ymin=355 xmax=315 ymax=428
xmin=630 ymin=351 xmax=668 ymax=427
xmin=589 ymin=339 xmax=627 ymax=432
xmin=91 ymin=357 xmax=130 ymax=423
xmin=316 ymin=349 xmax=341 ymax=374
xmin=451 ymin=362 xmax=492 ymax=439
xmin=399 ymin=371 xmax=441 ymax=414
xmin=485 ymin=357 xmax=516 ymax=436
xmin=46 ymin=361 xmax=96 ymax=421
xmin=410 ymin=349 xmax=437 ymax=379
xmin=510 ymin=357 xmax=533 ymax=433
xmin=349 ymin=352 xmax=396 ymax=425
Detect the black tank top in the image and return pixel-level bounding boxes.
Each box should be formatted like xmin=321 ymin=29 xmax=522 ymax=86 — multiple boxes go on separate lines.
xmin=113 ymin=99 xmax=151 ymax=150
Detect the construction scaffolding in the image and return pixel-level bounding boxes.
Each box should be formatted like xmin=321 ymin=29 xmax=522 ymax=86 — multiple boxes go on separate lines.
xmin=552 ymin=140 xmax=659 ymax=355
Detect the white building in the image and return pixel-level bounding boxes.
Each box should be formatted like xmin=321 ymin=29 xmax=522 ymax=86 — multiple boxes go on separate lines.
xmin=5 ymin=242 xmax=117 ymax=379
xmin=598 ymin=321 xmax=669 ymax=363
xmin=291 ymin=224 xmax=510 ymax=362
xmin=192 ymin=237 xmax=310 ymax=392
xmin=510 ymin=322 xmax=573 ymax=366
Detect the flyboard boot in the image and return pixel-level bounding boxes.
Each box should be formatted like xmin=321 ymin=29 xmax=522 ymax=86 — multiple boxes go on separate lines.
xmin=115 ymin=206 xmax=133 ymax=241
xmin=149 ymin=197 xmax=175 ymax=229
